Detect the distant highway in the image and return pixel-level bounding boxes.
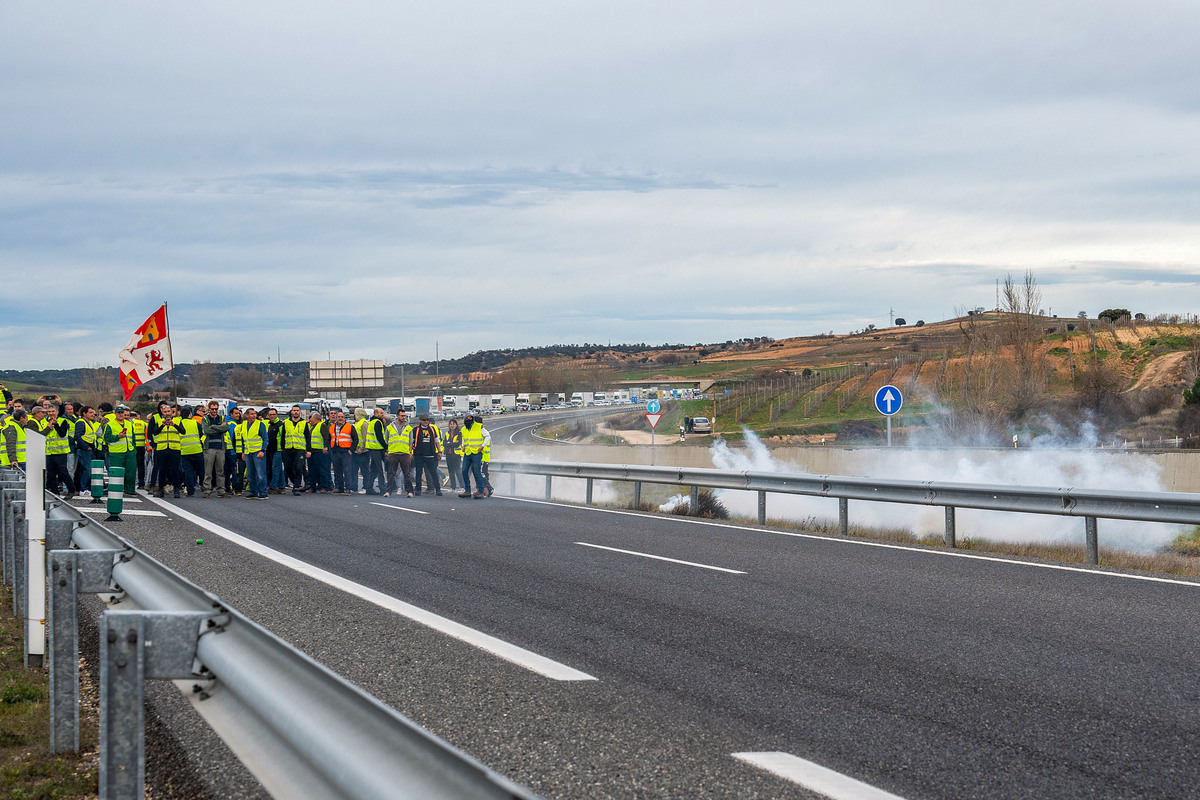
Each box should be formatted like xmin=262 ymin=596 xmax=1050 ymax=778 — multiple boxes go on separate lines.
xmin=79 ymin=447 xmax=1200 ymax=800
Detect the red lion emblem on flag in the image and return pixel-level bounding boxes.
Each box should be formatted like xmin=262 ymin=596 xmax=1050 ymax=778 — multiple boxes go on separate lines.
xmin=145 ymin=349 xmax=165 ymax=375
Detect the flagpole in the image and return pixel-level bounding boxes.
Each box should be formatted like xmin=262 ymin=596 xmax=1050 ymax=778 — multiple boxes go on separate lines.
xmin=164 ymin=300 xmax=177 ymax=402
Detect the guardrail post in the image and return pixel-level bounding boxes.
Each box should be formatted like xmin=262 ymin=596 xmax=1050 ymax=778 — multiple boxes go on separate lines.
xmin=50 ymin=548 xmax=123 ymax=754
xmin=7 ymin=500 xmax=24 ymax=593
xmin=545 ymin=475 xmax=552 ymax=501
xmin=633 ymin=481 xmax=642 ymax=508
xmin=585 ymin=478 xmax=593 ymax=506
xmin=2 ymin=488 xmax=20 ymax=585
xmin=757 ymin=491 xmax=767 ymax=525
xmin=944 ymin=506 xmax=956 ymax=548
xmin=689 ymin=486 xmax=699 ymax=516
xmin=14 ymin=502 xmax=27 ymax=621
xmin=1085 ymin=516 xmax=1098 ymax=565
xmin=509 ymin=471 xmax=515 ymax=495
xmin=839 ymin=498 xmax=849 ymax=536
xmin=100 ymin=610 xmax=211 ymax=800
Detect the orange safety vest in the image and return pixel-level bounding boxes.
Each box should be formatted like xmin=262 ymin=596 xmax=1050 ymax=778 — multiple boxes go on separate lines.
xmin=330 ymin=423 xmax=354 ymax=449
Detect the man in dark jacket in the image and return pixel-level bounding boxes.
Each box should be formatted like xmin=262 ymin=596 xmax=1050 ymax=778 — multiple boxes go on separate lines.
xmin=201 ymin=401 xmax=229 ymax=498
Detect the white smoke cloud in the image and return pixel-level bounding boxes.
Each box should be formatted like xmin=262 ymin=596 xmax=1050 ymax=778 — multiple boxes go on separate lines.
xmin=709 ymin=428 xmax=1184 ymax=553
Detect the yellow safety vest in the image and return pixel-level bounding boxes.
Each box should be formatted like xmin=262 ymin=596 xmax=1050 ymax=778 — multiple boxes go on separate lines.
xmin=79 ymin=419 xmax=100 ymax=449
xmin=283 ymin=418 xmax=308 ymax=450
xmin=386 ymin=423 xmax=412 ymax=455
xmin=130 ymin=418 xmax=147 ymax=449
xmin=154 ymin=420 xmax=182 ymax=451
xmin=238 ymin=420 xmax=265 ymax=454
xmin=224 ymin=417 xmax=242 ymax=450
xmin=307 ymin=420 xmax=326 ymax=451
xmin=45 ymin=419 xmax=71 ymax=456
xmin=1 ymin=419 xmax=26 ymax=466
xmin=106 ymin=419 xmax=132 ymax=454
xmin=461 ymin=424 xmax=487 ymax=456
xmin=364 ymin=418 xmax=387 ymax=451
xmin=178 ymin=417 xmax=203 ymax=455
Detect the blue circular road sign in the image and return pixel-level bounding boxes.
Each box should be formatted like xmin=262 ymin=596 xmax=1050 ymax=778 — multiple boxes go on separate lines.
xmin=873 ymin=385 xmax=903 ymax=416
xmin=646 ymin=400 xmax=661 ymax=414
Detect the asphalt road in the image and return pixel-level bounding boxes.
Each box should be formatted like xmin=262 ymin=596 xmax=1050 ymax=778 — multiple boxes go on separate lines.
xmin=77 ymin=474 xmax=1200 ymax=800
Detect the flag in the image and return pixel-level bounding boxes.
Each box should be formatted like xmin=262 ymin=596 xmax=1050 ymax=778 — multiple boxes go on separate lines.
xmin=118 ymin=304 xmax=173 ymax=400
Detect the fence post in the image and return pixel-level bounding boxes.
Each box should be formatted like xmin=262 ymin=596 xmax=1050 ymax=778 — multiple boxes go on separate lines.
xmin=757 ymin=491 xmax=767 ymax=525
xmin=944 ymin=506 xmax=956 ymax=548
xmin=839 ymin=498 xmax=848 ymax=536
xmin=585 ymin=478 xmax=593 ymax=506
xmin=632 ymin=481 xmax=642 ymax=509
xmin=1085 ymin=516 xmax=1098 ymax=565
xmin=689 ymin=486 xmax=699 ymax=516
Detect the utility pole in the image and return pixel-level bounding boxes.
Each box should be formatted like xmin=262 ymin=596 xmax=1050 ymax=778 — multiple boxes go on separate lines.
xmin=889 ymin=307 xmax=894 ymax=326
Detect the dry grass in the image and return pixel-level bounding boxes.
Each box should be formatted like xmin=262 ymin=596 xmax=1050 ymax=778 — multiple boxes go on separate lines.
xmin=0 ymin=585 xmax=98 ymax=799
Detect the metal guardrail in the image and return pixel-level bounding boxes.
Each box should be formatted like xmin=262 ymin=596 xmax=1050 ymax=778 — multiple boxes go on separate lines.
xmin=490 ymin=460 xmax=1200 ymax=565
xmin=0 ymin=467 xmax=542 ymax=800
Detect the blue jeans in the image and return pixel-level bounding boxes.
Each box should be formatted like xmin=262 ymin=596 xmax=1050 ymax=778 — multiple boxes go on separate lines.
xmin=269 ymin=452 xmax=284 ymax=489
xmin=461 ymin=453 xmax=484 ymax=493
xmin=351 ymin=452 xmax=368 ymax=491
xmin=245 ymin=452 xmax=268 ymax=496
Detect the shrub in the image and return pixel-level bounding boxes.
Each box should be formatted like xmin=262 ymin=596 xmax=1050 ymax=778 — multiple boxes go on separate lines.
xmin=669 ymin=489 xmax=729 ymax=519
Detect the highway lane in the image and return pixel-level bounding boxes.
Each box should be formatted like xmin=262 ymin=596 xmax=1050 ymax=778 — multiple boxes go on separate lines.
xmin=100 ymin=488 xmax=1200 ymax=799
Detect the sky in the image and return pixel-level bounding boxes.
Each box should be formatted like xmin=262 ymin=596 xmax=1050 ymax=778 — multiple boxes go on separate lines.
xmin=2 ymin=0 xmax=1199 ymax=370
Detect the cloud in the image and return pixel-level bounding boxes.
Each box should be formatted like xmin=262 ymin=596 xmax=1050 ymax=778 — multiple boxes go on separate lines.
xmin=2 ymin=1 xmax=1200 ymax=368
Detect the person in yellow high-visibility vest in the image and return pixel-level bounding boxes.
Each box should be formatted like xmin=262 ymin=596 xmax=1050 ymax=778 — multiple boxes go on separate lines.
xmin=385 ymin=410 xmax=413 ymax=497
xmin=1 ymin=409 xmax=28 ymax=470
xmin=458 ymin=412 xmax=490 ymax=499
xmin=238 ymin=407 xmax=270 ymax=499
xmin=281 ymin=405 xmax=308 ymax=495
xmin=305 ymin=411 xmax=332 ymax=493
xmin=177 ymin=407 xmax=204 ymax=497
xmin=362 ymin=407 xmax=389 ymax=495
xmin=129 ymin=411 xmax=148 ymax=490
xmin=153 ymin=405 xmax=184 ymax=498
xmin=104 ymin=405 xmax=139 ymax=496
xmin=43 ymin=403 xmax=76 ymax=496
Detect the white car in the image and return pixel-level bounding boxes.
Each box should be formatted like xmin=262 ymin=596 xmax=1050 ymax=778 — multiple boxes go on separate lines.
xmin=691 ymin=417 xmax=712 ymax=433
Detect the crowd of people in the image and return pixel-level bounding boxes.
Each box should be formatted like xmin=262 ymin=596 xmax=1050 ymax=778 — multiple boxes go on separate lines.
xmin=1 ymin=383 xmax=496 ymax=501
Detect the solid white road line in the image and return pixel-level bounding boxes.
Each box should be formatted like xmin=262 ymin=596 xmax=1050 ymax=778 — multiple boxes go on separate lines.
xmin=369 ymin=502 xmax=430 ymax=516
xmin=576 ymin=542 xmax=746 ymax=574
xmin=505 ymin=496 xmax=1200 ymax=589
xmin=733 ymin=752 xmax=908 ymax=800
xmin=141 ymin=493 xmax=596 ymax=681
xmin=74 ymin=507 xmax=166 ymax=517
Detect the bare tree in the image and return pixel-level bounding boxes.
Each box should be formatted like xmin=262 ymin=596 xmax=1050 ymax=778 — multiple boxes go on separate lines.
xmin=1000 ymin=270 xmax=1046 ymax=418
xmin=192 ymin=360 xmax=220 ymax=397
xmin=80 ymin=363 xmax=118 ymax=408
xmin=225 ymin=367 xmax=265 ymax=399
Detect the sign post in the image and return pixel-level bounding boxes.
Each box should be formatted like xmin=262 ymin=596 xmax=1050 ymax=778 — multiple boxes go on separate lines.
xmin=873 ymin=385 xmax=903 ymax=447
xmin=645 ymin=400 xmax=661 ymax=446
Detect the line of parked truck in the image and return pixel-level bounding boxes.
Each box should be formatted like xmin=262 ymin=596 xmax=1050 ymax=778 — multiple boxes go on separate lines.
xmin=177 ymin=388 xmax=679 ymax=422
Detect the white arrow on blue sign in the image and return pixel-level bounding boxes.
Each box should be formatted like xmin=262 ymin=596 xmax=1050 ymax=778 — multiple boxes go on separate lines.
xmin=873 ymin=385 xmax=903 ymax=416
xmin=646 ymin=400 xmax=661 ymax=414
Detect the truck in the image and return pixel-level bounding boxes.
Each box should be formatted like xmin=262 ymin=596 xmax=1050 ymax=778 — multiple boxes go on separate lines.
xmin=415 ymin=397 xmax=432 ymax=417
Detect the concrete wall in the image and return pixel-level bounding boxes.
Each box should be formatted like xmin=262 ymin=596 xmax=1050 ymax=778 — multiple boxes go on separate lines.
xmin=498 ymin=443 xmax=1200 ymax=494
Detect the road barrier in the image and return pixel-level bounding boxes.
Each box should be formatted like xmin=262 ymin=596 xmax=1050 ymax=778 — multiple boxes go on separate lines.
xmin=0 ymin=465 xmax=542 ymax=800
xmin=490 ymin=459 xmax=1200 ymax=565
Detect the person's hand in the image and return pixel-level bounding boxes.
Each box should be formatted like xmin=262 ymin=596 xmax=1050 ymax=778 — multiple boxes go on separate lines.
xmin=257 ymin=452 xmax=264 ymax=459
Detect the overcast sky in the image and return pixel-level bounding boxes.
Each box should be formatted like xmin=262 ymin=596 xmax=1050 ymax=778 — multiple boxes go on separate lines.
xmin=3 ymin=1 xmax=1198 ymax=370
